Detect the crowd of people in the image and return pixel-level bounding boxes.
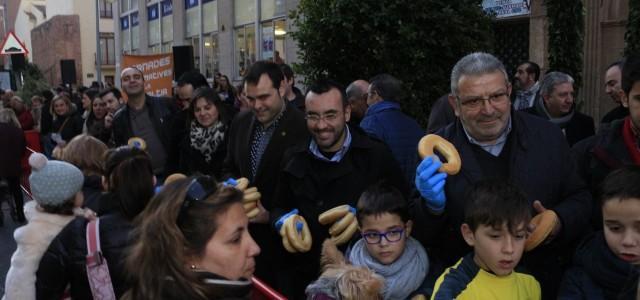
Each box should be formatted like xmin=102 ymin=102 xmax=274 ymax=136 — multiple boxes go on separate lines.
xmin=0 ymin=51 xmax=639 ymax=299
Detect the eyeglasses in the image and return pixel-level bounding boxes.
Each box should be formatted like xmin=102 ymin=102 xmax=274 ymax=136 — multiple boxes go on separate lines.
xmin=305 ymin=112 xmax=339 ymax=124
xmin=362 ymin=228 xmax=405 ymax=244
xmin=176 ymin=176 xmax=217 ymax=226
xmin=457 ymin=92 xmax=509 ymax=110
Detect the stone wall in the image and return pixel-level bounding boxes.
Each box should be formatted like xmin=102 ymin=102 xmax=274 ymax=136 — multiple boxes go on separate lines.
xmin=31 ymin=15 xmax=82 ymax=87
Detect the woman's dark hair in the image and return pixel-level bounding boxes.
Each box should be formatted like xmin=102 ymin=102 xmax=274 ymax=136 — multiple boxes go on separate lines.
xmin=188 ymin=87 xmax=231 ymax=125
xmin=356 ymin=182 xmax=410 ymax=224
xmin=103 ymin=146 xmax=154 ymax=220
xmin=39 ymin=196 xmax=76 ymax=215
xmin=122 ymin=177 xmax=244 ymax=300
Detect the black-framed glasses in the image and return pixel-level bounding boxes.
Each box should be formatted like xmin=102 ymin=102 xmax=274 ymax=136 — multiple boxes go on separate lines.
xmin=176 ymin=176 xmax=217 ymax=226
xmin=457 ymin=91 xmax=509 ymax=109
xmin=362 ymin=228 xmax=405 ymax=244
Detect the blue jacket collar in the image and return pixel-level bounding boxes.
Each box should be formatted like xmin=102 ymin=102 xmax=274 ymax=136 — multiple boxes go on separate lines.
xmin=365 ymin=100 xmax=400 ymax=115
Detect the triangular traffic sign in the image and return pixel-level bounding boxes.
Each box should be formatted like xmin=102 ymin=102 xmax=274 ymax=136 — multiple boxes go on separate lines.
xmin=0 ymin=31 xmax=29 ymax=55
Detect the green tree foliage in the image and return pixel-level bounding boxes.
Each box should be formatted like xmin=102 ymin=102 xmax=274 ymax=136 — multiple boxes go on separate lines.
xmin=544 ymin=0 xmax=584 ymax=88
xmin=17 ymin=63 xmax=50 ymax=104
xmin=290 ymin=0 xmax=494 ymax=125
xmin=625 ymin=0 xmax=640 ymax=56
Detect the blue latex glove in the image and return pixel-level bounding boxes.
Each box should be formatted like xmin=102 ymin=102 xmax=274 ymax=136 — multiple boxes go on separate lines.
xmin=415 ymin=156 xmax=448 ymax=213
xmin=275 ymin=209 xmax=301 ymax=232
xmin=223 ymin=178 xmax=238 ymax=187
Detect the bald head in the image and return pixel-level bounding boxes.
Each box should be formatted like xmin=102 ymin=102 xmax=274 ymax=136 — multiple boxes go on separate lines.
xmin=346 ymin=79 xmax=370 ymax=122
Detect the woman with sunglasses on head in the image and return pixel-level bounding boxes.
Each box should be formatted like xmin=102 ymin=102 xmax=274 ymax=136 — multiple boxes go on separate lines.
xmin=122 ymin=176 xmax=260 ymax=300
xmin=36 ymin=146 xmax=156 ymax=299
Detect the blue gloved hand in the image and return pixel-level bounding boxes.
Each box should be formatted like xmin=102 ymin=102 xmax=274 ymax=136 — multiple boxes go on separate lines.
xmin=223 ymin=178 xmax=238 ymax=187
xmin=275 ymin=209 xmax=300 ymax=231
xmin=415 ymin=156 xmax=448 ymax=213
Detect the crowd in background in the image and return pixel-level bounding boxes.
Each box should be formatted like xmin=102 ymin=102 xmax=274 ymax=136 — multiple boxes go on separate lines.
xmin=0 ymin=51 xmax=639 ymax=300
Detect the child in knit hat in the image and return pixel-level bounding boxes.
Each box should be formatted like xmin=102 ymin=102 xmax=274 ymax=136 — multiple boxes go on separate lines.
xmin=3 ymin=153 xmax=92 ymax=300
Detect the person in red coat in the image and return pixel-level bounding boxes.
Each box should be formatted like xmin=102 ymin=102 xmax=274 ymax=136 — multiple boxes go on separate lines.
xmin=0 ymin=108 xmax=27 ymax=223
xmin=10 ymin=96 xmax=34 ymax=130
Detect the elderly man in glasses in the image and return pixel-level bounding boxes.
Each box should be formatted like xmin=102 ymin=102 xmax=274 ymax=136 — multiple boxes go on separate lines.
xmin=412 ymin=52 xmax=591 ymax=299
xmin=524 ymin=71 xmax=595 ymax=146
xmin=270 ymin=79 xmax=409 ymax=299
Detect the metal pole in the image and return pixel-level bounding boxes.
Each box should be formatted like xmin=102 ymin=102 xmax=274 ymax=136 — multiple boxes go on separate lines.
xmin=113 ymin=0 xmax=121 ymax=88
xmin=96 ymin=0 xmax=102 ymax=86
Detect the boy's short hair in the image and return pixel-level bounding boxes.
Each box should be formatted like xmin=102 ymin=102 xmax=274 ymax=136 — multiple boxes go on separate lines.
xmin=356 ymin=182 xmax=410 ymax=224
xmin=599 ymin=165 xmax=640 ymax=205
xmin=464 ymin=179 xmax=531 ymax=235
xmin=622 ymin=54 xmax=640 ymax=95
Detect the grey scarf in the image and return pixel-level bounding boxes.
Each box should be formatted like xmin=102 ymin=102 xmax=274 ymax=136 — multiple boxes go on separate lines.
xmin=348 ymin=237 xmax=428 ymax=300
xmin=534 ymin=95 xmax=574 ymax=129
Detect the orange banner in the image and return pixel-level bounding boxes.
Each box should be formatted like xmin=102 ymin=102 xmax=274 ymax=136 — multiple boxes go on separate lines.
xmin=122 ymin=53 xmax=173 ymax=97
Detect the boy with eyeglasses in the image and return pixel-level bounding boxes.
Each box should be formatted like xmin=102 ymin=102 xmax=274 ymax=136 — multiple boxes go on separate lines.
xmin=347 ymin=183 xmax=429 ymax=300
xmin=431 ymin=179 xmax=540 ymax=300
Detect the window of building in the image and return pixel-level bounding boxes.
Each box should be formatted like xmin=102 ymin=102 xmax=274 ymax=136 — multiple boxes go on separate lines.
xmin=234 ymin=0 xmax=255 ymax=25
xmin=203 ymin=34 xmax=218 ymax=78
xmin=203 ymin=0 xmax=217 ymax=34
xmin=100 ymin=33 xmax=116 ymax=65
xmin=161 ymin=0 xmax=173 ymax=44
xmin=120 ymin=15 xmax=131 ymax=52
xmin=260 ymin=19 xmax=286 ymax=62
xmin=100 ymin=0 xmax=113 ymax=18
xmin=131 ymin=0 xmax=139 ymax=10
xmin=120 ymin=0 xmax=129 ymax=13
xmin=148 ymin=3 xmax=161 ymax=46
xmin=185 ymin=0 xmax=199 ymax=37
xmin=131 ymin=11 xmax=140 ymax=50
xmin=234 ymin=24 xmax=256 ymax=78
xmin=162 ymin=42 xmax=173 ymax=53
xmin=188 ymin=37 xmax=201 ymax=70
xmin=260 ymin=0 xmax=285 ymax=20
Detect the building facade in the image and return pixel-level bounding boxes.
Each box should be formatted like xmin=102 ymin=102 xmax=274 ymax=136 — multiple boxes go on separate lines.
xmin=484 ymin=0 xmax=629 ymax=125
xmin=30 ymin=0 xmax=116 ymax=87
xmin=114 ymin=0 xmax=299 ymax=84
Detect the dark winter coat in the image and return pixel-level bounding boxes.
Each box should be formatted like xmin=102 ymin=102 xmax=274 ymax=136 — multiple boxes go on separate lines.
xmin=360 ymin=100 xmax=424 ymax=182
xmin=35 ymin=195 xmax=135 ymax=300
xmin=600 ymin=105 xmax=629 ymax=124
xmin=81 ymin=175 xmax=104 ymax=213
xmin=111 ymin=94 xmax=176 ymax=150
xmin=221 ymin=103 xmax=309 ymax=290
xmin=157 ymin=272 xmax=252 ymax=300
xmin=524 ymin=105 xmax=595 ymax=147
xmin=0 ymin=123 xmax=26 ymax=177
xmin=51 ymin=113 xmax=83 ymax=144
xmin=411 ymin=110 xmax=592 ymax=298
xmin=559 ymin=231 xmax=639 ymax=299
xmin=571 ymin=118 xmax=638 ymax=229
xmin=270 ymin=126 xmax=410 ymax=298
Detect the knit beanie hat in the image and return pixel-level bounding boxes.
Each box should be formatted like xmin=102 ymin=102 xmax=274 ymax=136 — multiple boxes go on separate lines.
xmin=28 ymin=153 xmax=84 ymax=206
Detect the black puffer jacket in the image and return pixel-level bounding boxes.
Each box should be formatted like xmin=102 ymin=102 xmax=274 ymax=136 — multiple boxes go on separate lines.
xmin=35 ymin=196 xmax=135 ymax=300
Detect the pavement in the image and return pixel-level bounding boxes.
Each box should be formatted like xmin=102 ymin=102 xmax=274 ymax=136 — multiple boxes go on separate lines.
xmin=0 ymin=193 xmax=26 ymax=297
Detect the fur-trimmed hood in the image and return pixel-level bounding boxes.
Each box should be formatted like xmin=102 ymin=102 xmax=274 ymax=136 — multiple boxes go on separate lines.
xmin=3 ymin=201 xmax=76 ymax=300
